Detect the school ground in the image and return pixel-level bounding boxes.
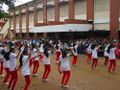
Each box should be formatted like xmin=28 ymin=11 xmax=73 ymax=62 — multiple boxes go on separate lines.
xmin=0 ymin=54 xmax=120 ymax=90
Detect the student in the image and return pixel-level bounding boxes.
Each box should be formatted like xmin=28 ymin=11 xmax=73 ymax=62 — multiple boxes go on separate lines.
xmin=32 ymin=46 xmax=39 ymax=77
xmin=86 ymin=44 xmax=92 ymax=63
xmin=20 ymin=50 xmax=31 ymax=90
xmin=42 ymin=47 xmax=51 ymax=82
xmin=107 ymin=44 xmax=116 ymax=73
xmin=2 ymin=49 xmax=10 ymax=85
xmin=55 ymin=43 xmax=61 ymax=63
xmin=32 ymin=52 xmax=40 ymax=77
xmin=39 ymin=43 xmax=44 ymax=61
xmin=7 ymin=47 xmax=18 ymax=90
xmin=29 ymin=45 xmax=36 ymax=68
xmin=58 ymin=48 xmax=71 ymax=88
xmin=72 ymin=43 xmax=78 ymax=66
xmin=18 ymin=44 xmax=25 ymax=69
xmin=0 ymin=44 xmax=4 ymax=77
xmin=104 ymin=44 xmax=109 ymax=66
xmin=91 ymin=44 xmax=99 ymax=69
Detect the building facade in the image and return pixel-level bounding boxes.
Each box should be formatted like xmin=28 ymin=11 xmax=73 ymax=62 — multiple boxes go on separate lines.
xmin=7 ymin=0 xmax=120 ymax=39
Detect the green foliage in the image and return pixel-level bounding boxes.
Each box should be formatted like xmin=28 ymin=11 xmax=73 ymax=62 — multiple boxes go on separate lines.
xmin=0 ymin=0 xmax=16 ymax=20
xmin=0 ymin=10 xmax=10 ymax=20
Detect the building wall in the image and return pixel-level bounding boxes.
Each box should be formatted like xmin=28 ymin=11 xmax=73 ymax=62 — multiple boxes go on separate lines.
xmin=38 ymin=10 xmax=43 ymax=23
xmin=29 ymin=12 xmax=34 ymax=27
xmin=75 ymin=0 xmax=86 ymax=19
xmin=47 ymin=7 xmax=54 ymax=21
xmin=10 ymin=0 xmax=120 ymax=33
xmin=60 ymin=4 xmax=68 ymax=21
xmin=94 ymin=0 xmax=110 ymax=30
xmin=94 ymin=23 xmax=110 ymax=30
xmin=11 ymin=17 xmax=14 ymax=30
xmin=16 ymin=15 xmax=19 ymax=32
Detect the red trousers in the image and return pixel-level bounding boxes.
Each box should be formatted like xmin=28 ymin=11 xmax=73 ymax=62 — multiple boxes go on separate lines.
xmin=42 ymin=65 xmax=51 ymax=79
xmin=29 ymin=59 xmax=33 ymax=68
xmin=0 ymin=62 xmax=3 ymax=74
xmin=3 ymin=68 xmax=10 ymax=83
xmin=61 ymin=71 xmax=71 ymax=86
xmin=24 ymin=75 xmax=31 ymax=90
xmin=40 ymin=54 xmax=43 ymax=60
xmin=8 ymin=70 xmax=18 ymax=90
xmin=108 ymin=60 xmax=116 ymax=72
xmin=104 ymin=56 xmax=108 ymax=65
xmin=72 ymin=56 xmax=78 ymax=65
xmin=56 ymin=51 xmax=61 ymax=62
xmin=33 ymin=60 xmax=39 ymax=74
xmin=91 ymin=58 xmax=98 ymax=69
xmin=87 ymin=53 xmax=92 ymax=62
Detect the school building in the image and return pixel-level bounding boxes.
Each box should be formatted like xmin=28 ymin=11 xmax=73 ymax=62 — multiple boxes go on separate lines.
xmin=0 ymin=0 xmax=120 ymax=40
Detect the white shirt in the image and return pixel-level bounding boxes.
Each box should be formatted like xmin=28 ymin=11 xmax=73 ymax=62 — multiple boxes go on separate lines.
xmin=72 ymin=45 xmax=78 ymax=56
xmin=92 ymin=47 xmax=98 ymax=59
xmin=104 ymin=45 xmax=109 ymax=57
xmin=108 ymin=48 xmax=116 ymax=60
xmin=87 ymin=45 xmax=92 ymax=54
xmin=21 ymin=55 xmax=30 ymax=76
xmin=31 ymin=48 xmax=39 ymax=61
xmin=9 ymin=53 xmax=17 ymax=71
xmin=3 ymin=59 xmax=9 ymax=68
xmin=59 ymin=54 xmax=70 ymax=71
xmin=20 ymin=46 xmax=24 ymax=52
xmin=0 ymin=47 xmax=4 ymax=60
xmin=39 ymin=44 xmax=44 ymax=53
xmin=43 ymin=51 xmax=51 ymax=65
xmin=31 ymin=48 xmax=37 ymax=58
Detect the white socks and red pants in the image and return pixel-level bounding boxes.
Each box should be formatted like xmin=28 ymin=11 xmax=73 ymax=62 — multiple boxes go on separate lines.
xmin=42 ymin=64 xmax=51 ymax=79
xmin=87 ymin=53 xmax=92 ymax=62
xmin=72 ymin=56 xmax=78 ymax=65
xmin=8 ymin=70 xmax=18 ymax=90
xmin=0 ymin=61 xmax=3 ymax=74
xmin=108 ymin=59 xmax=116 ymax=72
xmin=3 ymin=68 xmax=10 ymax=83
xmin=91 ymin=58 xmax=98 ymax=69
xmin=33 ymin=60 xmax=39 ymax=74
xmin=104 ymin=56 xmax=109 ymax=65
xmin=56 ymin=51 xmax=61 ymax=62
xmin=29 ymin=58 xmax=33 ymax=68
xmin=24 ymin=75 xmax=31 ymax=90
xmin=61 ymin=71 xmax=71 ymax=86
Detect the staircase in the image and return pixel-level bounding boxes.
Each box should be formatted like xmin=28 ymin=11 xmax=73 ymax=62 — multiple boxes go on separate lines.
xmin=0 ymin=19 xmax=10 ymax=40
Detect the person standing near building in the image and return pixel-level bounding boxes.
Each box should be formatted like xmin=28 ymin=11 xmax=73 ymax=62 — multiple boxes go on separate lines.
xmin=86 ymin=44 xmax=92 ymax=63
xmin=7 ymin=46 xmax=18 ymax=90
xmin=58 ymin=48 xmax=71 ymax=88
xmin=20 ymin=50 xmax=31 ymax=90
xmin=107 ymin=44 xmax=117 ymax=73
xmin=104 ymin=44 xmax=109 ymax=66
xmin=39 ymin=43 xmax=44 ymax=62
xmin=71 ymin=43 xmax=78 ymax=66
xmin=0 ymin=43 xmax=4 ymax=77
xmin=2 ymin=47 xmax=10 ymax=85
xmin=91 ymin=44 xmax=99 ymax=70
xmin=55 ymin=43 xmax=61 ymax=63
xmin=31 ymin=45 xmax=40 ymax=77
xmin=42 ymin=47 xmax=51 ymax=82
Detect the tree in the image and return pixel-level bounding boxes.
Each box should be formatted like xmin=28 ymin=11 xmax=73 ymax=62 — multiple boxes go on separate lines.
xmin=0 ymin=0 xmax=16 ymax=20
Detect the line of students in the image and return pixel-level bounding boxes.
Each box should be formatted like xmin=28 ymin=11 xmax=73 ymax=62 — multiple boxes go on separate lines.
xmin=0 ymin=40 xmax=73 ymax=90
xmin=86 ymin=43 xmax=117 ymax=73
xmin=0 ymin=39 xmax=119 ymax=90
